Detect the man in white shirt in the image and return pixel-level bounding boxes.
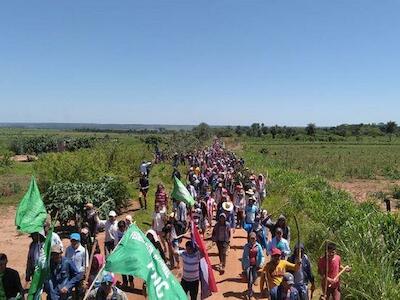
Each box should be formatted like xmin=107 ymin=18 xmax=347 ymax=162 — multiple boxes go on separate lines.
xmin=98 ymin=210 xmax=119 ymax=256
xmin=65 ymin=233 xmax=89 ymax=274
xmin=44 ymin=221 xmax=64 ymax=252
xmin=139 ymin=161 xmax=152 ymax=176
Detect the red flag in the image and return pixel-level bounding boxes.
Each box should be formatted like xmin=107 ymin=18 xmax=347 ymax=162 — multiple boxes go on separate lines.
xmin=191 ymin=221 xmax=218 ymax=298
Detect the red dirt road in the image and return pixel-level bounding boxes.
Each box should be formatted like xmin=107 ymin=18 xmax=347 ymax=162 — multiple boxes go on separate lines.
xmin=0 ymin=204 xmax=267 ymax=299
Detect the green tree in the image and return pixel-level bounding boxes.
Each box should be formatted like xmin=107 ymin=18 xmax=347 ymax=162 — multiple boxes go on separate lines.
xmin=270 ymin=125 xmax=278 ymax=139
xmin=385 ymin=121 xmax=397 ymax=141
xmin=192 ymin=122 xmax=211 ymax=141
xmin=306 ymin=123 xmax=317 ymax=137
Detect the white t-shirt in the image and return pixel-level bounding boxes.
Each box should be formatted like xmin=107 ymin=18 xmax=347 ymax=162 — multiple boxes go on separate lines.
xmin=152 ymin=212 xmax=165 ymax=232
xmin=65 ymin=244 xmax=89 ymax=273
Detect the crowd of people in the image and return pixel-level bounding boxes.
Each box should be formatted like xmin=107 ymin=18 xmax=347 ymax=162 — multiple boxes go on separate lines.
xmin=0 ymin=139 xmax=351 ymax=300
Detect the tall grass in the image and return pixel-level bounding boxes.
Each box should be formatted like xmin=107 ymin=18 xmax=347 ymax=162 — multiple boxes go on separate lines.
xmin=241 ymin=145 xmax=400 ymax=299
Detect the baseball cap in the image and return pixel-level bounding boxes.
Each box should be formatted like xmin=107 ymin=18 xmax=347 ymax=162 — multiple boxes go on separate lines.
xmin=108 ymin=210 xmax=117 ymax=217
xmin=102 ymin=273 xmax=114 ymax=284
xmin=271 ymin=248 xmax=282 ymax=256
xmin=51 ymin=244 xmax=63 ymax=254
xmin=70 ymin=233 xmax=81 ymax=242
xmin=219 ymin=213 xmax=227 ymax=219
xmin=283 ymin=272 xmax=295 ymax=285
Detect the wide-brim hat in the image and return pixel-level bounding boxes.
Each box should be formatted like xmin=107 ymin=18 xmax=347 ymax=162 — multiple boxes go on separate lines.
xmin=245 ymin=189 xmax=255 ymax=195
xmin=222 ymin=202 xmax=234 ymax=212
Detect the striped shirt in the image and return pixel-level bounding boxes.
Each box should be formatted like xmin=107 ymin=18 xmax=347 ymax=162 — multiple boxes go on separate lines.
xmin=179 ymin=250 xmax=201 ymax=282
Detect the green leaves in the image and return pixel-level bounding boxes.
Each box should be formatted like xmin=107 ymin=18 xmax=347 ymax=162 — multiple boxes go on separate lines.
xmin=44 ymin=176 xmax=129 ymax=225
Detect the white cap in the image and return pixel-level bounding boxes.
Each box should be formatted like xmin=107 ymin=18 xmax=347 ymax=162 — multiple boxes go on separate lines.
xmin=108 ymin=210 xmax=117 ymax=217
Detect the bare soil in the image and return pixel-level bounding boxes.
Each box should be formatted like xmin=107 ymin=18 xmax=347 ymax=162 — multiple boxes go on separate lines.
xmin=330 ymin=179 xmax=400 ymax=211
xmin=0 ymin=204 xmax=267 ymax=299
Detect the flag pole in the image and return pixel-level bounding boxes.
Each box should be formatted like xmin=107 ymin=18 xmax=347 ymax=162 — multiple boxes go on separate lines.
xmin=83 ymin=235 xmax=125 ymax=300
xmin=82 ymin=264 xmax=106 ymax=300
xmin=84 ymin=240 xmax=98 ymax=284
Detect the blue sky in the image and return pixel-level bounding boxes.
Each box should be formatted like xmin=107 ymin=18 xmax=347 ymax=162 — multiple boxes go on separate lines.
xmin=0 ymin=0 xmax=399 ymax=126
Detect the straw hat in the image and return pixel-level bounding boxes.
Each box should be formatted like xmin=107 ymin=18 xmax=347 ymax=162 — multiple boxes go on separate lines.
xmin=245 ymin=189 xmax=255 ymax=196
xmin=222 ymin=201 xmax=234 ymax=212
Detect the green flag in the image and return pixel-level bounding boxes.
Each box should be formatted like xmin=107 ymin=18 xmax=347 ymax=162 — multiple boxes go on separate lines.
xmin=171 ymin=176 xmax=195 ymax=207
xmin=28 ymin=226 xmax=53 ymax=300
xmin=105 ymin=224 xmax=187 ymax=300
xmin=15 ymin=176 xmax=47 ymax=233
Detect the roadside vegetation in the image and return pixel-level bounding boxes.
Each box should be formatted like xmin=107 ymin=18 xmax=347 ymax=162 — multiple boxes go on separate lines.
xmin=238 ymin=140 xmax=400 ymax=299
xmin=1 ymin=123 xmax=400 ymax=298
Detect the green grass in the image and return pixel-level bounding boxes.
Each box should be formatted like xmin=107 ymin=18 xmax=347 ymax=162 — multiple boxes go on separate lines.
xmin=236 ymin=137 xmax=400 ymax=180
xmin=235 ymin=138 xmax=400 ymax=299
xmin=0 ymin=162 xmax=33 ymax=205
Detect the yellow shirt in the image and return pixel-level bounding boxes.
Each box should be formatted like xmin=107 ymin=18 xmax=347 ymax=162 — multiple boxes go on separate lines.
xmin=260 ymin=260 xmax=297 ymax=292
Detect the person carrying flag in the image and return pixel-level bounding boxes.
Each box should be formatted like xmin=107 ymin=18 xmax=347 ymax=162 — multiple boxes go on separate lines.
xmin=44 ymin=244 xmax=82 ymax=300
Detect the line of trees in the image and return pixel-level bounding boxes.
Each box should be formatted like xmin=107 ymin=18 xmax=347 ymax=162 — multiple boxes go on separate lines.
xmin=186 ymin=121 xmax=399 ymax=142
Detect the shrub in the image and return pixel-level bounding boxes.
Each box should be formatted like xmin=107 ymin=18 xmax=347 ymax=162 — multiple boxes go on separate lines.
xmin=44 ymin=176 xmax=130 ymax=226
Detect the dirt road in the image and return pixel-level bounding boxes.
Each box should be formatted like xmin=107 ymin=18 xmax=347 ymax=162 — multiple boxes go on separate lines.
xmin=0 ymin=204 xmax=269 ymax=299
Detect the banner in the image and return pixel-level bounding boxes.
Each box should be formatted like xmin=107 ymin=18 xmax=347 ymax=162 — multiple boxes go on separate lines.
xmin=105 ymin=223 xmax=187 ymax=299
xmin=171 ymin=176 xmax=195 ymax=207
xmin=15 ymin=176 xmax=47 ymax=233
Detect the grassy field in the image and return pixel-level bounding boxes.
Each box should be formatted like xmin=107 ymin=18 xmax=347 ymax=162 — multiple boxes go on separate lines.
xmin=231 ymin=136 xmax=400 ymax=180
xmin=2 ymin=128 xmax=400 ymax=298
xmin=230 ymin=137 xmax=400 ymax=299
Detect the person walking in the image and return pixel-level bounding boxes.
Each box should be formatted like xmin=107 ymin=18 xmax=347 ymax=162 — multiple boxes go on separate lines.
xmin=178 ymin=241 xmax=201 ymax=300
xmin=65 ymin=233 xmax=88 ymax=276
xmin=242 ymin=232 xmax=264 ymax=299
xmin=152 ymin=204 xmax=167 ymax=252
xmin=270 ymin=273 xmax=300 ymax=300
xmin=212 ymin=213 xmax=231 ymax=273
xmin=0 ymin=253 xmax=24 ymax=299
xmin=139 ymin=175 xmax=150 ymax=210
xmin=98 ymin=210 xmax=119 ymax=257
xmin=267 ymin=227 xmax=291 ymax=259
xmin=244 ymin=197 xmax=258 ymax=233
xmin=44 ymin=244 xmax=82 ymax=300
xmin=87 ymin=273 xmax=128 ymax=300
xmin=155 ymin=184 xmax=169 ymax=213
xmin=318 ymin=243 xmax=351 ymax=300
xmin=288 ymin=243 xmax=315 ymax=300
xmin=83 ymin=203 xmax=99 ymax=239
xmin=25 ymin=231 xmax=45 ymax=283
xmin=260 ymin=248 xmax=301 ymax=296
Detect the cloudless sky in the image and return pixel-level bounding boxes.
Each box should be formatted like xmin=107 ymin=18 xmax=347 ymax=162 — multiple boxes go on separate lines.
xmin=0 ymin=0 xmax=399 ymax=126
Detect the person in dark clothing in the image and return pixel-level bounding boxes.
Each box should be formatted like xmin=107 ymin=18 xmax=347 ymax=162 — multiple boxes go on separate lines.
xmin=270 ymin=273 xmax=300 ymax=300
xmin=264 ymin=214 xmax=291 ymax=243
xmin=44 ymin=245 xmax=82 ymax=300
xmin=288 ymin=243 xmax=315 ymax=300
xmin=172 ymin=167 xmax=181 ymax=180
xmin=83 ymin=203 xmax=99 ymax=239
xmin=146 ymin=230 xmax=167 ymax=262
xmin=139 ymin=175 xmax=150 ymax=210
xmin=384 ymin=197 xmax=391 ymax=212
xmin=0 ymin=253 xmax=24 ymax=299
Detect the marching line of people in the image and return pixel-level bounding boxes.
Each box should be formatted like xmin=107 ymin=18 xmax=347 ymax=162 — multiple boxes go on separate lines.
xmin=2 ymin=138 xmax=352 ymax=300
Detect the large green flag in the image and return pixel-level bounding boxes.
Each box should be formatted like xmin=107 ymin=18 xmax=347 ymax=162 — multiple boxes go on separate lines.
xmin=15 ymin=176 xmax=47 ymax=233
xmin=28 ymin=226 xmax=53 ymax=300
xmin=171 ymin=176 xmax=195 ymax=207
xmin=105 ymin=224 xmax=187 ymax=300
